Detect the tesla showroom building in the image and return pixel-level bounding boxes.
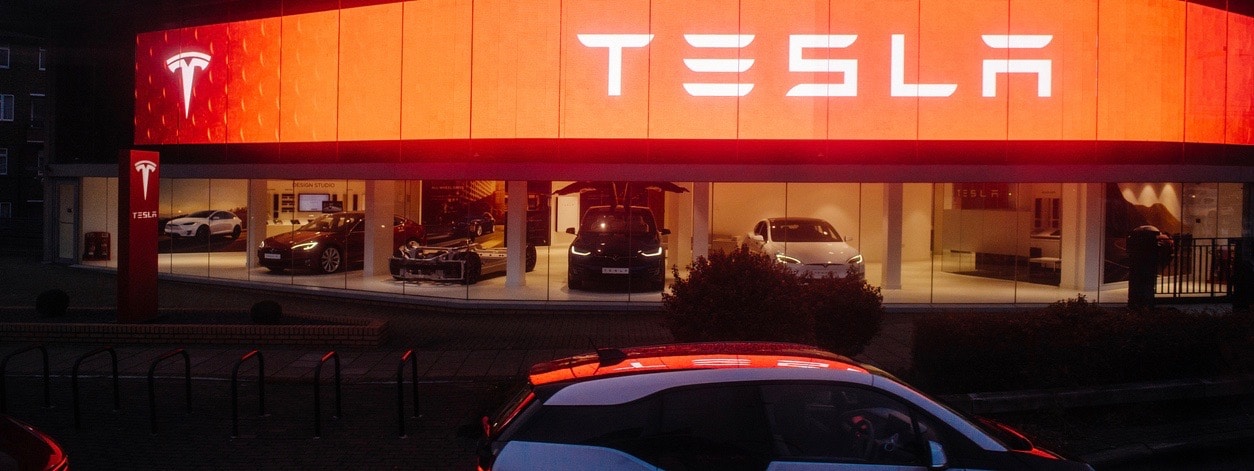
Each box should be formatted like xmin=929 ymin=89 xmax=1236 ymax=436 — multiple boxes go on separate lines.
xmin=45 ymin=0 xmax=1254 ymax=307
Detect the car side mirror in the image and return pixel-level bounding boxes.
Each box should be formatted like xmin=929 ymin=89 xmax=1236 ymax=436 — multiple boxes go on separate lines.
xmin=928 ymin=441 xmax=948 ymax=469
xmin=565 ymin=227 xmax=576 ymax=235
xmin=748 ymin=234 xmax=764 ymax=243
xmin=659 ymin=228 xmax=671 ymax=236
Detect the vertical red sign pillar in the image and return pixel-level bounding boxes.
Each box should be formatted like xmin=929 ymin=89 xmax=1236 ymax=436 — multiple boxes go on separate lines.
xmin=118 ymin=150 xmax=160 ymax=323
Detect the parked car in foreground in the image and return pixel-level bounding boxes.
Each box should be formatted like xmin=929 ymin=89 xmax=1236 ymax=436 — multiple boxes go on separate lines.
xmin=389 ymin=240 xmax=536 ymax=284
xmin=477 ymin=342 xmax=1093 ymax=471
xmin=164 ymin=210 xmax=243 ymax=239
xmin=257 ymin=212 xmax=425 ymax=274
xmin=566 ymin=205 xmax=669 ymax=291
xmin=0 ymin=414 xmax=69 ymax=471
xmin=745 ymin=217 xmax=864 ymax=279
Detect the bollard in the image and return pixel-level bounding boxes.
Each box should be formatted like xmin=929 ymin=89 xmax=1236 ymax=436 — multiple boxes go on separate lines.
xmin=313 ymin=351 xmax=341 ymax=438
xmin=148 ymin=348 xmax=192 ymax=434
xmin=396 ymin=349 xmax=420 ymax=438
xmin=231 ymin=349 xmax=266 ymax=438
xmin=1 ymin=345 xmax=51 ymax=413
xmin=72 ymin=346 xmax=119 ymax=429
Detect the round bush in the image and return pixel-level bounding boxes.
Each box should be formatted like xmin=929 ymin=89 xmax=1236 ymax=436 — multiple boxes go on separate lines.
xmin=250 ymin=300 xmax=283 ymax=325
xmin=35 ymin=289 xmax=70 ymax=318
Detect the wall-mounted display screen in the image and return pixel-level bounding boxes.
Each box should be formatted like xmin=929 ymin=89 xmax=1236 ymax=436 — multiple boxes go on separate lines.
xmin=298 ymin=193 xmax=330 ymax=212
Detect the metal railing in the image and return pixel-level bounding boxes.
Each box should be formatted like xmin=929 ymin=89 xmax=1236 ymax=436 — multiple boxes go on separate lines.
xmin=231 ymin=350 xmax=266 ymax=438
xmin=396 ymin=349 xmax=420 ymax=438
xmin=1 ymin=345 xmax=50 ymax=413
xmin=1156 ymin=236 xmax=1240 ymax=300
xmin=72 ymin=346 xmax=119 ymax=429
xmin=148 ymin=348 xmax=192 ymax=434
xmin=313 ymin=351 xmax=342 ymax=439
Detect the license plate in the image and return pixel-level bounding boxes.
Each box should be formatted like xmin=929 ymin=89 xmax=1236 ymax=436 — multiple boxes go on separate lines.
xmin=602 ymin=267 xmax=629 ymax=275
xmin=264 ymin=253 xmax=281 ymax=260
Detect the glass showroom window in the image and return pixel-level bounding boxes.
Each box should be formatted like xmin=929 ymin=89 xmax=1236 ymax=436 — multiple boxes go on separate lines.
xmin=0 ymin=47 xmax=8 ymax=69
xmin=0 ymin=148 xmax=8 ymax=175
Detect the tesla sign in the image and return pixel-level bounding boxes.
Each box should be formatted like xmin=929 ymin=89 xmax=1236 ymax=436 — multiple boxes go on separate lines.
xmin=134 ymin=0 xmax=1253 ymax=151
xmin=119 ymin=150 xmax=160 ymax=323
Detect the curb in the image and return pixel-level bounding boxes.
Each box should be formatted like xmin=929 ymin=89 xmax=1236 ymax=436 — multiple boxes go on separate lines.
xmin=939 ymin=374 xmax=1254 ymax=415
xmin=1078 ymin=424 xmax=1254 ymax=467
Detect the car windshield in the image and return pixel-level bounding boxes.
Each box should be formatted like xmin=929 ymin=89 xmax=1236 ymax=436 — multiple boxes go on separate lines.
xmin=299 ymin=213 xmax=360 ymax=232
xmin=770 ymin=219 xmax=843 ymax=242
xmin=186 ymin=210 xmax=215 ymax=218
xmin=580 ymin=208 xmax=656 ymax=234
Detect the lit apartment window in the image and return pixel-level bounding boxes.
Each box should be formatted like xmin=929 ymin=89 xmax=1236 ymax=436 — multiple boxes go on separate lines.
xmin=0 ymin=203 xmax=10 ymax=219
xmin=0 ymin=47 xmax=9 ymax=69
xmin=0 ymin=94 xmax=12 ymax=121
xmin=38 ymin=48 xmax=46 ymax=71
xmin=0 ymin=148 xmax=7 ymax=175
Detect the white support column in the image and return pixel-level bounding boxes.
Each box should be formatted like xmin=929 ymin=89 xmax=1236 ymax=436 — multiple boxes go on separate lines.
xmin=364 ymin=180 xmax=396 ymax=276
xmin=246 ymin=179 xmax=270 ymax=270
xmin=882 ymin=183 xmax=903 ymax=289
xmin=1061 ymin=183 xmax=1102 ymax=291
xmin=692 ymin=182 xmax=711 ymax=261
xmin=506 ymin=180 xmax=528 ymax=287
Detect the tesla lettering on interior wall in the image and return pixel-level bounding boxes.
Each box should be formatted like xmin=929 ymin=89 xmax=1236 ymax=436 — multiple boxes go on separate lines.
xmin=582 ymin=33 xmax=1053 ymax=98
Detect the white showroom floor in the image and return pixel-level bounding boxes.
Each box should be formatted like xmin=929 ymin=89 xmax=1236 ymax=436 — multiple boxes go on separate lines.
xmin=82 ymin=243 xmax=1130 ymax=307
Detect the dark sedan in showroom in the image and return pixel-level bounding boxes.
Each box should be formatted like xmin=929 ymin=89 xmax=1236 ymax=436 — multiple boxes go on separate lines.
xmin=257 ymin=212 xmax=425 ymax=274
xmin=566 ymin=205 xmax=669 ymax=291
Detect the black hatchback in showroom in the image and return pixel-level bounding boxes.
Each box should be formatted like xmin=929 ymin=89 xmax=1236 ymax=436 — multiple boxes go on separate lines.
xmin=566 ymin=205 xmax=669 ymax=291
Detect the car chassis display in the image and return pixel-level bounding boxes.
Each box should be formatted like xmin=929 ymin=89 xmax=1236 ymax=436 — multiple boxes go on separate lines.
xmin=389 ymin=240 xmax=535 ymax=285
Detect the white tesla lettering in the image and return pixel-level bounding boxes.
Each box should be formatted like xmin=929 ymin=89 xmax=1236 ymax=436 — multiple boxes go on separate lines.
xmin=683 ymin=34 xmax=755 ymax=97
xmin=981 ymin=35 xmax=1053 ymax=97
xmin=577 ymin=34 xmax=654 ymax=96
xmin=786 ymin=35 xmax=859 ymax=97
xmin=890 ymin=34 xmax=956 ymax=97
xmin=133 ymin=160 xmax=157 ymax=201
xmin=165 ymin=51 xmax=211 ymax=118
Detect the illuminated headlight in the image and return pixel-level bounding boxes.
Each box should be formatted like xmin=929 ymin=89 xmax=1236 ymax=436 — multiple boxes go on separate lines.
xmin=570 ymin=246 xmax=592 ymax=256
xmin=292 ymin=241 xmax=318 ymax=251
xmin=640 ymin=246 xmax=663 ymax=257
xmin=179 ymin=221 xmax=196 ymax=226
xmin=258 ymin=240 xmax=266 ymax=248
xmin=776 ymin=253 xmax=801 ymax=264
xmin=847 ymin=254 xmax=864 ymax=264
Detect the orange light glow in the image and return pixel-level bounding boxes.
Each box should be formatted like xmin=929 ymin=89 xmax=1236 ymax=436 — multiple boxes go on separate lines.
xmin=134 ymin=1 xmax=1254 ymax=151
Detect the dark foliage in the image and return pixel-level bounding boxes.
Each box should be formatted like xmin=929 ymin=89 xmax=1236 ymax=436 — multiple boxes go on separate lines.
xmin=662 ymin=245 xmax=883 ymax=356
xmin=909 ymin=295 xmax=1254 ymax=394
xmin=810 ymin=276 xmax=884 ymax=356
xmin=35 ymin=289 xmax=69 ymax=317
xmin=250 ymin=300 xmax=283 ymax=325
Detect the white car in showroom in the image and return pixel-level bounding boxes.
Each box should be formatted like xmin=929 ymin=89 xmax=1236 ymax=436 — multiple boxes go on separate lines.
xmin=745 ymin=217 xmax=864 ymax=279
xmin=164 ymin=210 xmax=243 ymax=239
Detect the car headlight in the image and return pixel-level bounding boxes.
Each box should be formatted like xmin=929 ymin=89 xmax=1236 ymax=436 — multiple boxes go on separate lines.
xmin=776 ymin=253 xmax=801 ymax=264
xmin=847 ymin=254 xmax=863 ymax=264
xmin=181 ymin=221 xmax=196 ymax=225
xmin=570 ymin=246 xmax=592 ymax=256
xmin=258 ymin=240 xmax=266 ymax=248
xmin=640 ymin=246 xmax=663 ymax=257
xmin=292 ymin=241 xmax=318 ymax=251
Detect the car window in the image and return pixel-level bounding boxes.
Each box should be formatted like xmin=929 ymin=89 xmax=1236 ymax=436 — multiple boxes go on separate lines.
xmin=188 ymin=210 xmax=214 ymax=218
xmin=770 ymin=220 xmax=844 ymax=243
xmin=580 ymin=209 xmax=657 ymax=234
xmin=512 ymin=384 xmax=773 ymax=471
xmin=755 ymin=221 xmax=767 ymax=237
xmin=760 ymin=383 xmax=938 ymax=466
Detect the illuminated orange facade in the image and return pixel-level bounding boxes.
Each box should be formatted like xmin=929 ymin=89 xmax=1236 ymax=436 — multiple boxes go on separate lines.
xmin=135 ymin=0 xmax=1254 ymax=161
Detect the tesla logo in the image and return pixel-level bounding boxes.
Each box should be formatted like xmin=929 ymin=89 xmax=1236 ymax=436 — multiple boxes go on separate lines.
xmin=580 ymin=33 xmax=1052 ymax=98
xmin=134 ymin=160 xmax=157 ymax=201
xmin=165 ymin=51 xmax=211 ymax=118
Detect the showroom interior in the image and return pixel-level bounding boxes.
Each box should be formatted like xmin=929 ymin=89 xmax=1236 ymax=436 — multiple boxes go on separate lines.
xmin=41 ymin=0 xmax=1254 ymax=307
xmin=55 ymin=174 xmax=1248 ymax=306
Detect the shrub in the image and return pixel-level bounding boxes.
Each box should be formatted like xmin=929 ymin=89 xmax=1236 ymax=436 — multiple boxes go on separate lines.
xmin=35 ymin=289 xmax=70 ymax=317
xmin=663 ymin=245 xmax=813 ymax=344
xmin=810 ymin=276 xmax=884 ymax=356
xmin=250 ymin=300 xmax=283 ymax=325
xmin=662 ymin=245 xmax=884 ymax=356
xmin=909 ymin=295 xmax=1254 ymax=394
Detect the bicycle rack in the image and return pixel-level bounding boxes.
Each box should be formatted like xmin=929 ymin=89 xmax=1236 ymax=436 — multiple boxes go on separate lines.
xmin=231 ymin=349 xmax=266 ymax=438
xmin=1 ymin=345 xmax=51 ymax=413
xmin=396 ymin=349 xmax=420 ymax=438
xmin=72 ymin=346 xmax=119 ymax=429
xmin=313 ymin=351 xmax=341 ymax=439
xmin=148 ymin=348 xmax=192 ymax=434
